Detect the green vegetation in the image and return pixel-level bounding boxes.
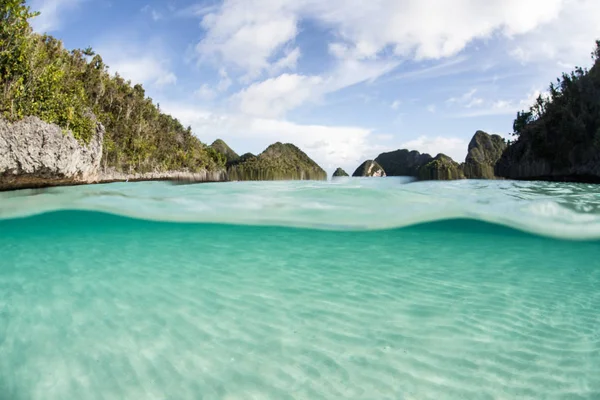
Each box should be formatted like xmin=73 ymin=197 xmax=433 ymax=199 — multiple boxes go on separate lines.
xmin=228 ymin=143 xmax=327 ymax=181
xmin=1 ymin=1 xmax=224 ymax=173
xmin=418 ymin=154 xmax=465 ymax=181
xmin=504 ymin=41 xmax=600 ymax=172
xmin=332 ymin=167 xmax=349 ymax=177
xmin=210 ymin=139 xmax=240 ymax=165
xmin=463 ymin=131 xmax=506 ymax=179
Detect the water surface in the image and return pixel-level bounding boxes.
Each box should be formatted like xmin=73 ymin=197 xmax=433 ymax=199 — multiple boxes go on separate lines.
xmin=1 ymin=179 xmax=599 ymax=399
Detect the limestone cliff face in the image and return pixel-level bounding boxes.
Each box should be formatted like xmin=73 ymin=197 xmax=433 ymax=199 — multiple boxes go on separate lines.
xmin=418 ymin=154 xmax=465 ymax=181
xmin=463 ymin=131 xmax=507 ymax=179
xmin=0 ymin=117 xmax=104 ymax=190
xmin=352 ymin=160 xmax=386 ymax=177
xmin=0 ymin=117 xmax=228 ymax=190
xmin=375 ymin=149 xmax=433 ymax=177
xmin=332 ymin=167 xmax=349 ymax=178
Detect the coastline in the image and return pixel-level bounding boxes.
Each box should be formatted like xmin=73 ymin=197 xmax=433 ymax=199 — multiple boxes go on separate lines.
xmin=0 ymin=170 xmax=229 ymax=192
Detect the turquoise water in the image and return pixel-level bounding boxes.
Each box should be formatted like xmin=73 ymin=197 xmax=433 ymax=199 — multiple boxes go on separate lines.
xmin=1 ymin=179 xmax=600 ymax=399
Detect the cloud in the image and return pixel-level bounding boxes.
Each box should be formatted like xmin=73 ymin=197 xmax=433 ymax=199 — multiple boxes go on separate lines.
xmin=216 ymin=68 xmax=232 ymax=92
xmin=104 ymin=55 xmax=177 ymax=87
xmin=234 ymin=74 xmax=324 ymax=118
xmin=195 ymin=84 xmax=216 ymax=100
xmin=390 ymin=100 xmax=402 ymax=110
xmin=401 ymin=136 xmax=469 ymax=162
xmin=269 ymin=47 xmax=301 ymax=75
xmin=29 ymin=0 xmax=82 ymax=33
xmin=156 ymin=72 xmax=177 ymax=87
xmin=192 ymin=0 xmax=569 ymax=79
xmin=231 ymin=57 xmax=398 ymax=118
xmin=426 ymin=105 xmax=436 ymax=113
xmin=447 ymin=89 xmax=484 ymax=108
xmin=509 ymin=0 xmax=600 ymax=67
xmin=95 ymin=38 xmax=177 ymax=88
xmin=142 ymin=5 xmax=162 ymax=21
xmin=455 ymin=89 xmax=549 ymax=117
xmin=196 ymin=1 xmax=299 ymax=78
xmin=161 ymin=102 xmax=379 ymax=173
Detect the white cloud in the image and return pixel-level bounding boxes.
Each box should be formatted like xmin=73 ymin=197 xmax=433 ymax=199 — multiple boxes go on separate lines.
xmin=30 ymin=0 xmax=82 ymax=33
xmin=161 ymin=102 xmax=378 ymax=173
xmin=509 ymin=0 xmax=600 ymax=67
xmin=455 ymin=88 xmax=549 ymax=117
xmin=216 ymin=68 xmax=232 ymax=92
xmin=426 ymin=104 xmax=437 ymax=113
xmin=156 ymin=72 xmax=177 ymax=87
xmin=196 ymin=1 xmax=299 ymax=78
xmin=105 ymin=55 xmax=177 ymax=87
xmin=231 ymin=57 xmax=398 ymax=118
xmin=234 ymin=74 xmax=324 ymax=118
xmin=447 ymin=89 xmax=484 ymax=108
xmin=401 ymin=136 xmax=469 ymax=162
xmin=95 ymin=38 xmax=177 ymax=88
xmin=270 ymin=47 xmax=301 ymax=75
xmin=193 ymin=0 xmax=570 ymax=79
xmin=141 ymin=5 xmax=162 ymax=21
xmin=390 ymin=100 xmax=402 ymax=110
xmin=195 ymin=84 xmax=216 ymax=100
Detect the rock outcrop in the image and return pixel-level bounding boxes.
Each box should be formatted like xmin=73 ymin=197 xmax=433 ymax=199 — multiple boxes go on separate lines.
xmin=495 ymin=42 xmax=600 ymax=182
xmin=495 ymin=139 xmax=600 ymax=182
xmin=375 ymin=149 xmax=433 ymax=177
xmin=332 ymin=167 xmax=349 ymax=178
xmin=352 ymin=160 xmax=386 ymax=177
xmin=418 ymin=154 xmax=465 ymax=181
xmin=210 ymin=139 xmax=240 ymax=165
xmin=227 ymin=142 xmax=327 ymax=181
xmin=463 ymin=131 xmax=506 ymax=179
xmin=0 ymin=117 xmax=229 ymax=190
xmin=0 ymin=116 xmax=104 ymax=190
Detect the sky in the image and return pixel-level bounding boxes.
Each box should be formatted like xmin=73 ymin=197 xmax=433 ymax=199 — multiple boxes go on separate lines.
xmin=27 ymin=0 xmax=600 ymax=175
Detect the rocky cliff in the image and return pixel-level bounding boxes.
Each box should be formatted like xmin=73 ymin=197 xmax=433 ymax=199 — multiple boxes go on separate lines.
xmin=375 ymin=149 xmax=433 ymax=177
xmin=463 ymin=131 xmax=507 ymax=179
xmin=227 ymin=142 xmax=327 ymax=181
xmin=0 ymin=117 xmax=104 ymax=190
xmin=352 ymin=160 xmax=386 ymax=177
xmin=495 ymin=139 xmax=600 ymax=182
xmin=418 ymin=154 xmax=465 ymax=181
xmin=0 ymin=117 xmax=228 ymax=190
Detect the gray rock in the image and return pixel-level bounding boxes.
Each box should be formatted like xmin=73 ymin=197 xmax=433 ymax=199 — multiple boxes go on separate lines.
xmin=463 ymin=131 xmax=506 ymax=179
xmin=352 ymin=160 xmax=386 ymax=177
xmin=375 ymin=149 xmax=433 ymax=177
xmin=0 ymin=116 xmax=104 ymax=190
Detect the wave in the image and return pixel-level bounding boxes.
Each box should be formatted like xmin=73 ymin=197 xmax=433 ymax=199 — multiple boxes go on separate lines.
xmin=1 ymin=178 xmax=600 ymax=240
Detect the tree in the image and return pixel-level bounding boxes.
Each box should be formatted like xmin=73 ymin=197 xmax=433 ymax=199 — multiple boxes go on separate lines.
xmin=0 ymin=0 xmax=38 ymax=118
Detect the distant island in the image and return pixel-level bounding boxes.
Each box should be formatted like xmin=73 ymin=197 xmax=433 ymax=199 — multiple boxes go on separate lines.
xmin=332 ymin=167 xmax=349 ymax=178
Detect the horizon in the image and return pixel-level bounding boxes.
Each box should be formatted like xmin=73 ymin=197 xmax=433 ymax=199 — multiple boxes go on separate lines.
xmin=27 ymin=0 xmax=600 ymax=175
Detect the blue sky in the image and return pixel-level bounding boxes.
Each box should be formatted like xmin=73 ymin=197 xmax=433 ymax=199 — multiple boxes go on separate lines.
xmin=28 ymin=0 xmax=600 ymax=174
